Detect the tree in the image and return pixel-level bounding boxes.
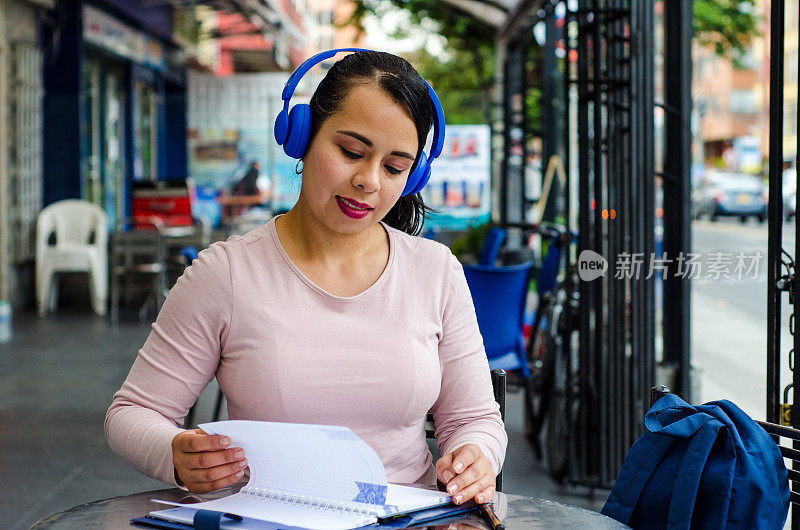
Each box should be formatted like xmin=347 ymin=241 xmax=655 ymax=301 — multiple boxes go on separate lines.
xmin=348 ymin=0 xmax=760 ymax=121
xmin=693 ymin=0 xmax=760 ymax=67
xmin=346 ymin=1 xmax=496 ymax=124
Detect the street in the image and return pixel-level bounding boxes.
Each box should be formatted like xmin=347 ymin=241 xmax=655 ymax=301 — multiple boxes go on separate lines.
xmin=690 ymin=218 xmax=795 ymax=420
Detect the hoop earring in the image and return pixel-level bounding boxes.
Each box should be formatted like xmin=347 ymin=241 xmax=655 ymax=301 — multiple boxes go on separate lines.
xmin=295 ymin=160 xmax=303 ymax=175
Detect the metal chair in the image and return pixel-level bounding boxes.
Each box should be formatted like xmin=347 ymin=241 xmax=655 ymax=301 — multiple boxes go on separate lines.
xmin=109 ymin=216 xmax=168 ymax=324
xmin=426 ymin=368 xmax=506 ymax=492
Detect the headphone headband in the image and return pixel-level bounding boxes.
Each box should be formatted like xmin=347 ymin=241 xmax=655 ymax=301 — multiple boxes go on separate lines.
xmin=281 ymin=48 xmax=368 ymax=101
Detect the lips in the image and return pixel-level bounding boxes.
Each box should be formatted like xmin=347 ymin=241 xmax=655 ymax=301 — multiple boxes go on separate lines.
xmin=338 ymin=196 xmax=372 ymax=210
xmin=336 ymin=196 xmax=373 ymax=219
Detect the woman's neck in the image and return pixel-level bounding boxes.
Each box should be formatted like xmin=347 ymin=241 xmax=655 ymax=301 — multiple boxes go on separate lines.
xmin=276 ymin=201 xmax=386 ymax=266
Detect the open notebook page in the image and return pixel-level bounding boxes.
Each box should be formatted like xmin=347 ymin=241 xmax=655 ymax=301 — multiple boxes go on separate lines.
xmin=381 ymin=484 xmax=452 ymax=515
xmin=151 ymin=496 xmax=377 ymax=530
xmin=199 ymin=421 xmax=388 ymax=505
xmin=152 ymin=484 xmax=453 ymax=524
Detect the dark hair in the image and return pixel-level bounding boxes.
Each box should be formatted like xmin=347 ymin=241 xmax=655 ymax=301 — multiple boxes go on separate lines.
xmin=307 ymin=50 xmax=435 ymax=236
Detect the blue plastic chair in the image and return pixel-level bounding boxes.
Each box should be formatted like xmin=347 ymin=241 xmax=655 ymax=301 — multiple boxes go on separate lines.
xmin=463 ymin=261 xmax=533 ymax=377
xmin=479 ymin=227 xmax=507 ymax=266
xmin=178 ymin=246 xmax=199 ymax=266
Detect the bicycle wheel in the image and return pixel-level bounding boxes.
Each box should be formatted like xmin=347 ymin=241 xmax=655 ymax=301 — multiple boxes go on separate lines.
xmin=523 ymin=299 xmax=555 ymax=450
xmin=545 ymin=291 xmax=581 ymax=482
xmin=545 ymin=302 xmax=572 ymax=481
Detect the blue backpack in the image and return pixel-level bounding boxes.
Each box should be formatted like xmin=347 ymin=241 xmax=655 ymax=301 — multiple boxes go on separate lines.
xmin=602 ymin=394 xmax=790 ymax=529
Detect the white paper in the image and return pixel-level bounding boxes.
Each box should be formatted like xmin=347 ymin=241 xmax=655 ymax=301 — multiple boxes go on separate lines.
xmin=152 ymin=496 xmax=376 ymax=529
xmin=151 ymin=421 xmax=453 ymax=529
xmin=199 ymin=420 xmax=387 ymax=504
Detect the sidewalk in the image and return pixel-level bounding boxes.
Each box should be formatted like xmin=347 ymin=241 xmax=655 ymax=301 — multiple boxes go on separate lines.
xmin=0 ymin=305 xmax=606 ymax=528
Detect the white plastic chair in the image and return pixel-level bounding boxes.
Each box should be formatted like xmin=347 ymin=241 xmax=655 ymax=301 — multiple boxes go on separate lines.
xmin=36 ymin=200 xmax=108 ymax=316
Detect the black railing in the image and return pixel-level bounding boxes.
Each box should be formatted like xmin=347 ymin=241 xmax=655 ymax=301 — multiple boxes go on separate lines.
xmin=569 ymin=0 xmax=656 ymax=487
xmin=766 ymin=0 xmax=800 ymax=527
xmin=497 ymin=0 xmax=662 ymax=487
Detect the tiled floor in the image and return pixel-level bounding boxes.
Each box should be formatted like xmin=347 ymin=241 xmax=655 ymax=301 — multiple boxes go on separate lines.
xmin=1 ymin=300 xmax=607 ymax=529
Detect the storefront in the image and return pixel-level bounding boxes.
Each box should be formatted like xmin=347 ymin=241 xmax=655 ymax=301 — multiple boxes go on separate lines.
xmin=43 ymin=0 xmax=187 ymax=229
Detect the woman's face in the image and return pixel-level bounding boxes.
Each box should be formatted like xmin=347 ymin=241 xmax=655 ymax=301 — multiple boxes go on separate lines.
xmin=299 ymin=83 xmax=419 ymax=235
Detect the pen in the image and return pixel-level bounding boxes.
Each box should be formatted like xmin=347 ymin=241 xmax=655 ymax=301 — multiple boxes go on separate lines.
xmin=477 ymin=502 xmax=504 ymax=530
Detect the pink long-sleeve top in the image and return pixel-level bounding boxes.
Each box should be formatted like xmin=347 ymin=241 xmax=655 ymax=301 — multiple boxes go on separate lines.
xmin=105 ymin=217 xmax=507 ymax=487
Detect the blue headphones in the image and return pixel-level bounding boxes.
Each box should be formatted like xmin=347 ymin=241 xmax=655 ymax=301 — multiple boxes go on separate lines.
xmin=273 ymin=48 xmax=446 ymax=196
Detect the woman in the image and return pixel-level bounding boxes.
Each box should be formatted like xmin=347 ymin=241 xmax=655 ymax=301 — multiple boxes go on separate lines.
xmin=105 ymin=50 xmax=506 ymax=507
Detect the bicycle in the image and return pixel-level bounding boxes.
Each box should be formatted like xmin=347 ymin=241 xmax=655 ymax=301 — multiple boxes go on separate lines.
xmin=523 ymin=223 xmax=581 ymax=481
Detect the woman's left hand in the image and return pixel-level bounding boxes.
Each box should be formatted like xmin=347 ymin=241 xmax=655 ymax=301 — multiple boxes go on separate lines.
xmin=435 ymin=444 xmax=495 ymax=505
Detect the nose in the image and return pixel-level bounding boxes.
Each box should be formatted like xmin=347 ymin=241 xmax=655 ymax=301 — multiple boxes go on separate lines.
xmin=352 ymin=160 xmax=381 ymax=193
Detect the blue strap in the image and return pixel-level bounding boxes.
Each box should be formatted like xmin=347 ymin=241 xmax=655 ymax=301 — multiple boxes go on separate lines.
xmin=602 ymin=432 xmax=674 ymax=524
xmin=193 ymin=510 xmax=242 ymax=530
xmin=647 ymin=393 xmax=691 ymax=415
xmin=666 ymin=418 xmax=723 ymax=529
xmin=281 ymin=48 xmax=368 ymax=100
xmin=645 ymin=394 xmax=710 ymax=438
xmin=423 ymin=80 xmax=445 ymax=159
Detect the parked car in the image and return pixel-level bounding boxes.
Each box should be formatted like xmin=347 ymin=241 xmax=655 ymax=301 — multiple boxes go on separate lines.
xmin=784 ymin=167 xmax=797 ymax=221
xmin=692 ymin=170 xmax=767 ymax=223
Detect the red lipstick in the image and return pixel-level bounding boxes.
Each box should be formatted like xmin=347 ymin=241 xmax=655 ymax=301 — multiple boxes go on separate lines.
xmin=336 ymin=196 xmax=372 ymax=219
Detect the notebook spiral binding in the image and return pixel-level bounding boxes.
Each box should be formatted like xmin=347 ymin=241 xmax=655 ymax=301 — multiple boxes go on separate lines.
xmin=240 ymin=486 xmax=377 ymax=517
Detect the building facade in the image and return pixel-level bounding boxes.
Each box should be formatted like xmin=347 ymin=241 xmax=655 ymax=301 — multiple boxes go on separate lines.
xmin=692 ymin=0 xmax=799 ymax=173
xmin=0 ymin=0 xmax=52 ymax=305
xmin=693 ymin=43 xmax=763 ymax=171
xmin=42 ymin=0 xmax=190 ymax=227
xmin=305 ymin=0 xmax=363 ymax=55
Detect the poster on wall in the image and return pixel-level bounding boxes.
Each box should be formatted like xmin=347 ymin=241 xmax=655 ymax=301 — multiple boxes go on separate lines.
xmin=421 ymin=124 xmax=491 ymax=231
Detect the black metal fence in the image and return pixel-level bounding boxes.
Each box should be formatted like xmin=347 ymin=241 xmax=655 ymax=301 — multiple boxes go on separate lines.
xmin=495 ymin=0 xmax=676 ymax=487
xmin=766 ymin=0 xmax=800 ymax=526
xmin=496 ymin=0 xmax=797 ymax=504
xmin=571 ymin=0 xmax=656 ymax=487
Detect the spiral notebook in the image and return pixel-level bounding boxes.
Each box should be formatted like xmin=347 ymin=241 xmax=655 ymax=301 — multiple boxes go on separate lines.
xmin=149 ymin=421 xmax=453 ymax=529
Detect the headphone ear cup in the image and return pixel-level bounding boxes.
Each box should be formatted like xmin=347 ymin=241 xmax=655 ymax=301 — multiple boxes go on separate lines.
xmin=283 ymin=104 xmax=312 ymax=159
xmin=274 ymin=109 xmax=289 ymax=145
xmin=402 ymin=166 xmax=422 ymax=196
xmin=410 ymin=164 xmax=431 ymax=196
xmin=402 ymin=151 xmax=428 ymax=196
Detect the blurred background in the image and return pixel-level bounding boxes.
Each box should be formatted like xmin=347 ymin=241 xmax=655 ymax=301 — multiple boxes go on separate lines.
xmin=1 ymin=0 xmax=799 ymax=528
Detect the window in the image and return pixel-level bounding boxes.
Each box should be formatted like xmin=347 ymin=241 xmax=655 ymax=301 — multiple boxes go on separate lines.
xmin=729 ymin=89 xmax=758 ymax=114
xmin=133 ymin=80 xmax=158 ymax=182
xmin=9 ymin=41 xmax=42 ymax=261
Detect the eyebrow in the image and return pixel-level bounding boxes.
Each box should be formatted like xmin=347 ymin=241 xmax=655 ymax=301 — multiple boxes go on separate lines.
xmin=337 ymin=130 xmax=415 ymax=161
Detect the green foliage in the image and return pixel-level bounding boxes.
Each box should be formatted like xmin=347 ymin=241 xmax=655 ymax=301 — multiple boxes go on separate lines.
xmin=173 ymin=9 xmax=202 ymax=44
xmin=449 ymin=222 xmax=493 ymax=263
xmin=349 ymin=0 xmax=496 ymax=124
xmin=693 ymin=0 xmax=760 ymax=67
xmin=525 ymin=85 xmax=542 ymax=134
xmin=409 ymin=46 xmax=495 ymax=124
xmin=361 ymin=0 xmax=495 ymax=48
xmin=346 ymin=0 xmax=760 ymax=122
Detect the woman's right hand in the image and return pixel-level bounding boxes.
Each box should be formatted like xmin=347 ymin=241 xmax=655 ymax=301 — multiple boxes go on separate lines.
xmin=172 ymin=429 xmax=249 ymax=493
